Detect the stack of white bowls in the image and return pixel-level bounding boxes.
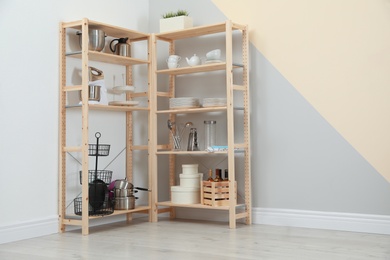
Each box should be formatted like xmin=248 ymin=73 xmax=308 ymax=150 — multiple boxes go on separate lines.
xmin=171 ymin=164 xmax=203 ymax=204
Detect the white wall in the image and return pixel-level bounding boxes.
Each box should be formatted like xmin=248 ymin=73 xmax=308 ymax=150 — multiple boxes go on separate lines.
xmin=0 ymin=0 xmax=149 ymax=243
xmin=148 ymin=0 xmax=390 ymax=233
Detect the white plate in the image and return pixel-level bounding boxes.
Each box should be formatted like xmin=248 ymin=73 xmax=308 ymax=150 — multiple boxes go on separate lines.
xmin=112 ymin=86 xmax=135 ymax=93
xmin=109 ymin=100 xmax=139 ymax=106
xmin=205 ymin=59 xmax=223 ymax=64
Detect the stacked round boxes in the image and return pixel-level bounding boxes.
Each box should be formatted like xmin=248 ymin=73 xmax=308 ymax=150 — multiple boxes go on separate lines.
xmin=171 ymin=164 xmax=203 ymax=204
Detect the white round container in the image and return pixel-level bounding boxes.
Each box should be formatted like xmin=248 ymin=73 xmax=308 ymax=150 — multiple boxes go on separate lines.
xmin=171 ymin=186 xmax=200 ymax=204
xmin=182 ymin=164 xmax=198 ymax=175
xmin=179 ymin=173 xmax=203 ymax=188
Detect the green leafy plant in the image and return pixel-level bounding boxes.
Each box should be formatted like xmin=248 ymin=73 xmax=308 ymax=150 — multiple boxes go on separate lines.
xmin=162 ymin=9 xmax=189 ymax=19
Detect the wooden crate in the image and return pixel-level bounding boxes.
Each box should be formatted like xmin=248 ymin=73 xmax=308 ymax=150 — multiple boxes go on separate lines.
xmin=201 ymin=181 xmax=237 ymax=206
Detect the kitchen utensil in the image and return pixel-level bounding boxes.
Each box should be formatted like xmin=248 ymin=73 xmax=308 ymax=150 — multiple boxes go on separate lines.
xmin=89 ymin=67 xmax=104 ymax=81
xmin=114 ymin=188 xmax=133 ymax=197
xmin=186 ymin=54 xmax=201 ymax=66
xmin=167 ymin=120 xmax=180 ymax=150
xmin=88 ymin=132 xmax=108 ymax=211
xmin=167 ymin=61 xmax=179 ymax=69
xmin=78 ymin=85 xmax=101 ymax=102
xmin=179 ymin=122 xmax=193 ymax=140
xmin=89 ymin=179 xmax=108 ymax=210
xmin=204 ymin=120 xmax=216 ymax=149
xmin=167 ymin=55 xmax=181 ymax=62
xmin=114 ymin=179 xmax=132 ymax=189
xmin=114 ymin=196 xmax=136 ymax=210
xmin=110 ymin=37 xmax=131 ymax=57
xmin=76 ymin=29 xmax=106 ymax=52
xmin=187 ymin=128 xmax=199 ymax=151
xmin=206 ymin=49 xmax=221 ymax=60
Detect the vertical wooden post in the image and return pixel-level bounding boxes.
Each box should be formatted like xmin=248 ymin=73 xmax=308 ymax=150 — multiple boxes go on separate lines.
xmin=225 ymin=20 xmax=236 ymax=229
xmin=58 ymin=22 xmax=66 ymax=233
xmin=80 ymin=18 xmax=90 ymax=235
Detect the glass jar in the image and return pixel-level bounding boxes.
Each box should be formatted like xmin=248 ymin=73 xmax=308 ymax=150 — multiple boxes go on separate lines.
xmin=204 ymin=120 xmax=216 ymax=150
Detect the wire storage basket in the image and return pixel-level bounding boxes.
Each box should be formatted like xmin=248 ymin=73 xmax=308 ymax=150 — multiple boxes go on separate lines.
xmin=88 ymin=143 xmax=110 ymax=156
xmin=79 ymin=170 xmax=113 ymax=185
xmin=73 ymin=197 xmax=115 ymax=216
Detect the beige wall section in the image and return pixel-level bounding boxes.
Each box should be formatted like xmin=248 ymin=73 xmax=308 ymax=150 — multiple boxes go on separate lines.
xmin=213 ymin=0 xmax=390 ymax=182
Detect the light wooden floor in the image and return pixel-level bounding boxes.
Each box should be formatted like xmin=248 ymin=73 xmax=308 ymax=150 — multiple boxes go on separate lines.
xmin=0 ymin=217 xmax=390 ymax=259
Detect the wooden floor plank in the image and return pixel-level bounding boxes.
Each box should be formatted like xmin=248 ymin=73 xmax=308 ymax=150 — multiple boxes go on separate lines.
xmin=0 ymin=218 xmax=389 ymax=259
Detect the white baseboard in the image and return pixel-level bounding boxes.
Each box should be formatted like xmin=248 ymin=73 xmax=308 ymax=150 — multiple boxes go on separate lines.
xmin=0 ymin=216 xmax=58 ymax=245
xmin=2 ymin=208 xmax=389 ymax=244
xmin=0 ymin=213 xmax=148 ymax=245
xmin=252 ymin=207 xmax=390 ymax=235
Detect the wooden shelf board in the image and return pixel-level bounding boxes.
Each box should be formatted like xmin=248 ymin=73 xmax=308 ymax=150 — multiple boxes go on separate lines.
xmin=157 ymin=201 xmax=230 ymax=210
xmin=65 ymin=104 xmax=149 ymax=112
xmin=155 ymin=21 xmax=244 ymax=40
xmin=157 ymin=106 xmax=227 ymax=114
xmin=66 ymin=51 xmax=149 ymax=66
xmin=62 ymin=19 xmax=149 ymax=41
xmin=157 ymin=62 xmax=226 ymax=75
xmin=64 ymin=205 xmax=151 ymax=222
xmin=156 ymin=150 xmax=228 ymax=155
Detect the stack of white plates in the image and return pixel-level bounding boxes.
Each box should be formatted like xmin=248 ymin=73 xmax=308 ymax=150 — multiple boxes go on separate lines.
xmin=202 ymin=98 xmax=227 ymax=107
xmin=169 ymin=97 xmax=200 ymax=109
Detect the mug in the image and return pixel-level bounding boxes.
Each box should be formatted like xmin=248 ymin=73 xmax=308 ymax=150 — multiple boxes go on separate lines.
xmin=167 ymin=55 xmax=181 ymax=62
xmin=167 ymin=61 xmax=180 ymax=69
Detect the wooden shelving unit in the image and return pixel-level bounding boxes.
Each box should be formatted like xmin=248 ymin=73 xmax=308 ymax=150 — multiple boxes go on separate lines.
xmin=150 ymin=20 xmax=251 ymax=228
xmin=59 ymin=18 xmax=152 ymax=235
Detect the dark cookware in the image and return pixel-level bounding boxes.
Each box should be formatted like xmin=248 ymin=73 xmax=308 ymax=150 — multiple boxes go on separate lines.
xmin=88 ymin=132 xmax=107 ymax=211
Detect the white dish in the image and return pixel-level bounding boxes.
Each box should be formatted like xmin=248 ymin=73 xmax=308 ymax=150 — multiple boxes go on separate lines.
xmin=112 ymin=86 xmax=135 ymax=93
xmin=205 ymin=59 xmax=223 ymax=64
xmin=109 ymin=100 xmax=139 ymax=106
xmin=202 ymin=98 xmax=227 ymax=107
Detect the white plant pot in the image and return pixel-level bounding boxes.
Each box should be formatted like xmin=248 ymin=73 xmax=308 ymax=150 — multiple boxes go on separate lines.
xmin=160 ymin=16 xmax=193 ymax=32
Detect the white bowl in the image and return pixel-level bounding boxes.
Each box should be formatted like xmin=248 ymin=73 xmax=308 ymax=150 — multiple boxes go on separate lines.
xmin=206 ymin=49 xmax=221 ymax=60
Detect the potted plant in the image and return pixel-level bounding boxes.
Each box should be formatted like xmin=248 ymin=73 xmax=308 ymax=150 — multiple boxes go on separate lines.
xmin=160 ymin=9 xmax=193 ymax=32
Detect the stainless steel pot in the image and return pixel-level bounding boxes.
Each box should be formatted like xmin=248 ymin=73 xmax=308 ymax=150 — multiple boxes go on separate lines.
xmin=79 ymin=85 xmax=101 ymax=101
xmin=114 ymin=196 xmax=136 ymax=210
xmin=114 ymin=188 xmax=133 ymax=197
xmin=76 ymin=29 xmax=106 ymax=52
xmin=114 ymin=179 xmax=133 ymax=190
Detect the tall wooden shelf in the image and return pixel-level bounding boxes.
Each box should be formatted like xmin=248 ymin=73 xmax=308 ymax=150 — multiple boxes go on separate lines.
xmin=150 ymin=20 xmax=251 ymax=228
xmin=59 ymin=18 xmax=152 ymax=235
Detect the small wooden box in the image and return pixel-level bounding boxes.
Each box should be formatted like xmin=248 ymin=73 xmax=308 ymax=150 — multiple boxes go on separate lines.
xmin=201 ymin=181 xmax=236 ymax=206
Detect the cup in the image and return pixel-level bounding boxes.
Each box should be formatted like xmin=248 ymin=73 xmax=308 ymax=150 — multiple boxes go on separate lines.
xmin=167 ymin=55 xmax=181 ymax=62
xmin=167 ymin=61 xmax=179 ymax=69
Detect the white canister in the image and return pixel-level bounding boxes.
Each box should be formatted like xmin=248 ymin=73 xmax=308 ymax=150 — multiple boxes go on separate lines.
xmin=182 ymin=164 xmax=198 ymax=175
xmin=179 ymin=173 xmax=203 ymax=188
xmin=171 ymin=186 xmax=200 ymax=204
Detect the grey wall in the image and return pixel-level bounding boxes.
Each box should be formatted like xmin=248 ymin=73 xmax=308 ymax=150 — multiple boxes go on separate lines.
xmin=149 ymin=0 xmax=390 ymax=216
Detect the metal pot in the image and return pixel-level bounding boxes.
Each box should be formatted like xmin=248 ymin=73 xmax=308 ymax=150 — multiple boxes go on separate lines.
xmin=114 ymin=188 xmax=133 ymax=197
xmin=114 ymin=196 xmax=136 ymax=210
xmin=79 ymin=85 xmax=101 ymax=101
xmin=114 ymin=179 xmax=133 ymax=190
xmin=76 ymin=29 xmax=106 ymax=52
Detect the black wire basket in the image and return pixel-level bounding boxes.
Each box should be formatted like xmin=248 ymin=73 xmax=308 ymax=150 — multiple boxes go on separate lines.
xmin=88 ymin=144 xmax=110 ymax=156
xmin=79 ymin=170 xmax=113 ymax=185
xmin=73 ymin=197 xmax=115 ymax=216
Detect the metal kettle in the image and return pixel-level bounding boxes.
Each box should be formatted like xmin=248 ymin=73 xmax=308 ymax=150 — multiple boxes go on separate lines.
xmin=110 ymin=37 xmax=131 ymax=57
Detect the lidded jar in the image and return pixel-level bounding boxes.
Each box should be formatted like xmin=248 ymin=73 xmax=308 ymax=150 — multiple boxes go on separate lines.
xmin=204 ymin=120 xmax=216 ymax=150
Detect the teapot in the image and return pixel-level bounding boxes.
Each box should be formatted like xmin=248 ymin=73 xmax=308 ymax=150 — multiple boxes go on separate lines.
xmin=186 ymin=54 xmax=201 ymax=66
xmin=110 ymin=37 xmax=131 ymax=57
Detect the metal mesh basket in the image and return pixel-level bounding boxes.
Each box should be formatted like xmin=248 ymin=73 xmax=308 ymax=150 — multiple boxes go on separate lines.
xmin=88 ymin=144 xmax=110 ymax=156
xmin=73 ymin=197 xmax=115 ymax=216
xmin=79 ymin=170 xmax=113 ymax=185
